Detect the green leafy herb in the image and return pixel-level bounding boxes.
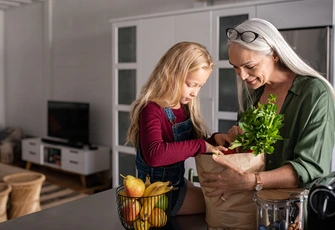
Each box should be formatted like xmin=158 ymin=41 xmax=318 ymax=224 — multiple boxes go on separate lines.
xmin=229 ymin=94 xmax=284 ymax=156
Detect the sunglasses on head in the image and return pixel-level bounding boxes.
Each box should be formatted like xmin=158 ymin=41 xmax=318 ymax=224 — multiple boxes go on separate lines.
xmin=226 ymin=28 xmax=262 ymax=43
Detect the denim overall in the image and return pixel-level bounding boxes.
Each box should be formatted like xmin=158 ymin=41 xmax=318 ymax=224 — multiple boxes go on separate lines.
xmin=136 ymin=107 xmax=192 ymax=215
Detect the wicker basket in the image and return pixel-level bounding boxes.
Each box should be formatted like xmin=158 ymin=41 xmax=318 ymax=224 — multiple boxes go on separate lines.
xmin=3 ymin=172 xmax=45 ymax=219
xmin=0 ymin=182 xmax=12 ymax=222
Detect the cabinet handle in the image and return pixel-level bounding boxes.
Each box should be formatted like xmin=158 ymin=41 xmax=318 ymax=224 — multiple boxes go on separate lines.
xmin=29 ymin=142 xmax=36 ymax=146
xmin=70 ymin=150 xmax=78 ymax=154
xmin=29 ymin=151 xmax=36 ymax=155
xmin=69 ymin=160 xmax=78 ymax=164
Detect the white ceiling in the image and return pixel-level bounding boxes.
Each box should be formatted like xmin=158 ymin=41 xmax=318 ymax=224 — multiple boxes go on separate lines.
xmin=0 ymin=0 xmax=44 ymax=11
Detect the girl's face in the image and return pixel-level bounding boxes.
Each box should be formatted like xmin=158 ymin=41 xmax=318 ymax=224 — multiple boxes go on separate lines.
xmin=228 ymin=43 xmax=276 ymax=89
xmin=180 ymin=68 xmax=211 ymax=105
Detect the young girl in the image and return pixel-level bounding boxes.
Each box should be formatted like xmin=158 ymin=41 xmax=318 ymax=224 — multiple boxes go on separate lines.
xmin=126 ymin=41 xmax=226 ymax=216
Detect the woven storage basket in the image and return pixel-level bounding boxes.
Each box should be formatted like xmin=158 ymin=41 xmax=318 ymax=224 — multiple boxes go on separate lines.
xmin=0 ymin=182 xmax=12 ymax=222
xmin=3 ymin=172 xmax=45 ymax=219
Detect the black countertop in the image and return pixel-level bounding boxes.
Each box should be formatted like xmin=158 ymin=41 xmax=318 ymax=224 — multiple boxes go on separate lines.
xmin=0 ymin=188 xmax=208 ymax=230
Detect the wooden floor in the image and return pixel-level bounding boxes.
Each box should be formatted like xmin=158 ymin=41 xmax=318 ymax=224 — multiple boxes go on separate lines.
xmin=13 ymin=161 xmax=112 ymax=195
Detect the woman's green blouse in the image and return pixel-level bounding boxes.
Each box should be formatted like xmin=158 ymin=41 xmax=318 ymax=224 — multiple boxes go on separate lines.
xmin=258 ymin=75 xmax=335 ymax=188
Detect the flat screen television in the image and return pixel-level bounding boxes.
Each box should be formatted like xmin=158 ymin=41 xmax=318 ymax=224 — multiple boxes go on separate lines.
xmin=47 ymin=100 xmax=90 ymax=145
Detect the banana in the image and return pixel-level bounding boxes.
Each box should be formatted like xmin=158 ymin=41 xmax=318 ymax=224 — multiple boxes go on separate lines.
xmin=144 ymin=174 xmax=151 ymax=188
xmin=150 ymin=184 xmax=173 ymax=196
xmin=133 ymin=219 xmax=151 ymax=230
xmin=140 ymin=184 xmax=173 ymax=221
xmin=140 ymin=195 xmax=160 ymax=221
xmin=143 ymin=181 xmax=170 ymax=197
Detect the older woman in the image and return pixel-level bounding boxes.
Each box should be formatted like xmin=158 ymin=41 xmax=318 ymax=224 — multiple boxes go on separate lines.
xmin=202 ymin=18 xmax=335 ymax=206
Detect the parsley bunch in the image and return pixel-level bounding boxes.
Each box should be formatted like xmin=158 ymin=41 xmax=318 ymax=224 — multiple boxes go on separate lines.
xmin=229 ymin=94 xmax=284 ymax=156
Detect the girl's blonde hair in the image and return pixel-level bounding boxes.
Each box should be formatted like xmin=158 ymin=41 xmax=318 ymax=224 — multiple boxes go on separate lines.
xmin=127 ymin=41 xmax=214 ymax=148
xmin=228 ymin=18 xmax=335 ymax=111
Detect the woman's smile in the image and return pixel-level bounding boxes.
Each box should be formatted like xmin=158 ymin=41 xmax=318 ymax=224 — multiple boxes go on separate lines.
xmin=245 ymin=76 xmax=258 ymax=85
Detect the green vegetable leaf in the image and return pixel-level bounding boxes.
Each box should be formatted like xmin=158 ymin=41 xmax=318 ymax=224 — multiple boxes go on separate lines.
xmin=229 ymin=94 xmax=284 ymax=156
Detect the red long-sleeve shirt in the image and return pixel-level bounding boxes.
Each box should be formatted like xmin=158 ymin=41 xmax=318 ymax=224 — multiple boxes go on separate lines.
xmin=139 ymin=102 xmax=207 ymax=167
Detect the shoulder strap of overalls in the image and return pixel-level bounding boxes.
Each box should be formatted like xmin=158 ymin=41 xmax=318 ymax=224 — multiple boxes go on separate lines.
xmin=163 ymin=108 xmax=176 ymax=124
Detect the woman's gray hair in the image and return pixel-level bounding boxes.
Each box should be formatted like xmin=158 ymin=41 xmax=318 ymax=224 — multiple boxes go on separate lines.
xmin=228 ymin=18 xmax=335 ymax=111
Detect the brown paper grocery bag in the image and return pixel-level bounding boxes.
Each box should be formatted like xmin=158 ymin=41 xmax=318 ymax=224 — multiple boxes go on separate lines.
xmin=195 ymin=153 xmax=265 ymax=230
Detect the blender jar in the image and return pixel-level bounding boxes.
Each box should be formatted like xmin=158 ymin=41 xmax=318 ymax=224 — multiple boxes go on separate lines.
xmin=254 ymin=189 xmax=308 ymax=230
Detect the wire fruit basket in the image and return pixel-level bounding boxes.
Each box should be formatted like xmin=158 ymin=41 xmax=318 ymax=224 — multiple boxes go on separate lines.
xmin=116 ymin=185 xmax=172 ymax=230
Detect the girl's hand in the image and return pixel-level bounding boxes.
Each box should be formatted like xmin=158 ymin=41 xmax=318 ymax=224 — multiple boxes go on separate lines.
xmin=214 ymin=133 xmax=232 ymax=147
xmin=204 ymin=142 xmax=227 ymax=154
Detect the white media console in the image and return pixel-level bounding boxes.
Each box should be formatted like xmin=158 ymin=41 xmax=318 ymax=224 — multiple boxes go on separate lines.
xmin=22 ymin=138 xmax=110 ymax=187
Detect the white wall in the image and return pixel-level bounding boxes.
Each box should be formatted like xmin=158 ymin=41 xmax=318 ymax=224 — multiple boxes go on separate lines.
xmin=4 ymin=0 xmax=198 ymax=147
xmin=5 ymin=3 xmax=45 ymax=138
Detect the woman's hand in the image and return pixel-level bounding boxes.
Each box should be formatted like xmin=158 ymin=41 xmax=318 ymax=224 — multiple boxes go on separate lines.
xmin=200 ymin=152 xmax=254 ymax=206
xmin=227 ymin=125 xmax=244 ymax=140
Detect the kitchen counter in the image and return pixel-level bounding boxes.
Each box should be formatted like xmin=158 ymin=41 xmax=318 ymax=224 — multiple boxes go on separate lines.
xmin=0 ymin=187 xmax=208 ymax=229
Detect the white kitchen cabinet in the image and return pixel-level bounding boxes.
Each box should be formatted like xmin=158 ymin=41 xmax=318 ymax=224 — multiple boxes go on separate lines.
xmin=138 ymin=11 xmax=212 ymax=88
xmin=175 ymin=11 xmax=213 ymax=131
xmin=257 ymin=0 xmax=333 ymax=29
xmin=174 ymin=11 xmax=211 ymax=45
xmin=22 ymin=138 xmax=110 ymax=187
xmin=138 ymin=16 xmax=174 ymax=89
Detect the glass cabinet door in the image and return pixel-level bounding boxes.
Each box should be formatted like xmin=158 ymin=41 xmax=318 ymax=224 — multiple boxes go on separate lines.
xmin=218 ymin=68 xmax=238 ymax=133
xmin=212 ymin=7 xmax=256 ymax=133
xmin=218 ymin=15 xmax=248 ymax=61
xmin=118 ymin=69 xmax=136 ymax=106
xmin=118 ymin=27 xmax=136 ymax=63
xmin=112 ymin=22 xmax=138 ymax=187
xmin=219 ymin=68 xmax=238 ymax=112
xmin=119 ymin=152 xmax=136 ymax=183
